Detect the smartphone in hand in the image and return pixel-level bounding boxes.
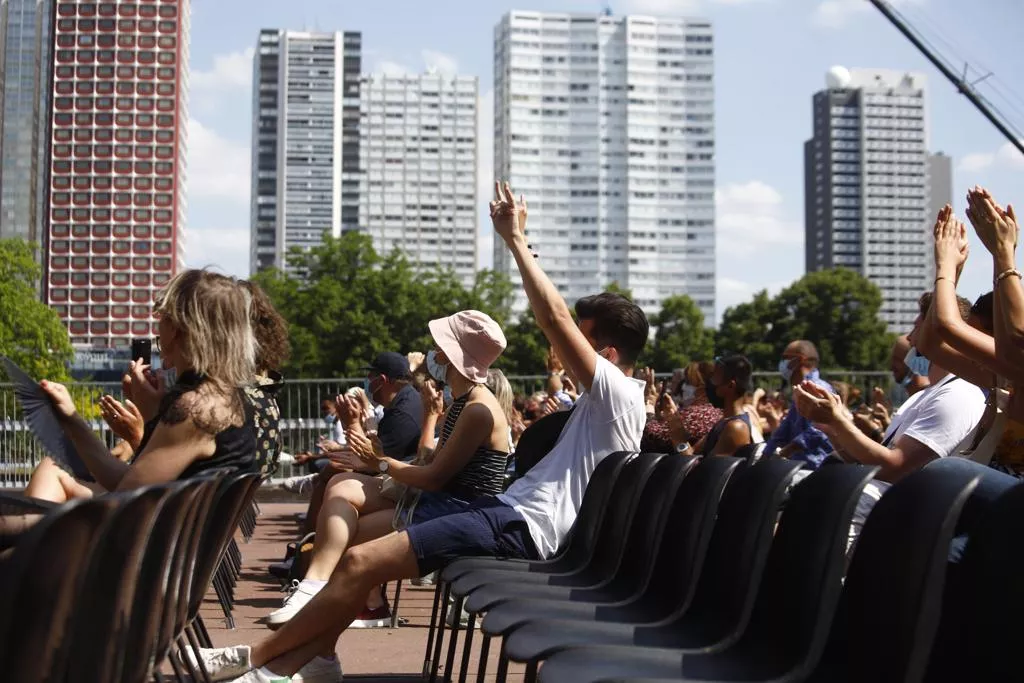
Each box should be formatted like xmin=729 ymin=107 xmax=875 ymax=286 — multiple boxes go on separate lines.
xmin=131 ymin=338 xmax=152 ymax=366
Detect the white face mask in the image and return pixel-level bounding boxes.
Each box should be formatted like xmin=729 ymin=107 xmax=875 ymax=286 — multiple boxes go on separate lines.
xmin=426 ymin=350 xmax=449 ymax=385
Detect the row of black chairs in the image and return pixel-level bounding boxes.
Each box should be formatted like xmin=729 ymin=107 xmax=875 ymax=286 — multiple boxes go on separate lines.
xmin=420 ymin=451 xmax=1021 ymax=682
xmin=0 ymin=470 xmax=261 ymax=683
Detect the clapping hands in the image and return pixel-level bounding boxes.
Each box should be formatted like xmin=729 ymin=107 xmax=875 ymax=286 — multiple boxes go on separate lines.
xmin=933 ymin=204 xmax=969 ymax=279
xmin=967 ymin=186 xmax=1018 ymax=261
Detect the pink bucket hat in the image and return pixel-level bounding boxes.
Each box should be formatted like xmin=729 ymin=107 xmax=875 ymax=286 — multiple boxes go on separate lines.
xmin=428 ymin=310 xmax=507 ymax=384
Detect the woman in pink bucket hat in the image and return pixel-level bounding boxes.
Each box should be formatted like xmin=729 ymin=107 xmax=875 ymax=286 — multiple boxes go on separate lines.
xmin=259 ymin=310 xmax=512 ymax=632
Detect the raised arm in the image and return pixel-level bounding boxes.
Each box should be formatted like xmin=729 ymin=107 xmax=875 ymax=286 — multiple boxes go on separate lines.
xmin=491 ymin=181 xmax=601 ymax=391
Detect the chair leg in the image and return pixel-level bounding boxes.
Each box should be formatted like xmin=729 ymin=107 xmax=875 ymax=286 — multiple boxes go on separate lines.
xmin=494 ymin=644 xmax=510 ymax=683
xmin=475 ymin=634 xmax=492 ymax=683
xmin=429 ymin=583 xmax=452 ymax=683
xmin=457 ymin=611 xmax=477 ymax=683
xmin=390 ymin=580 xmax=403 ymax=628
xmin=186 ymin=628 xmax=213 ymax=683
xmin=443 ymin=595 xmax=465 ymax=682
xmin=423 ymin=582 xmax=444 ymax=679
xmin=525 ymin=661 xmax=538 ymax=683
xmin=195 ymin=613 xmax=213 ymax=648
xmin=167 ymin=643 xmax=191 ymax=683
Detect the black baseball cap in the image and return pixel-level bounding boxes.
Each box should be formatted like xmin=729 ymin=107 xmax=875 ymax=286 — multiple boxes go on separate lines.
xmin=363 ymin=352 xmax=410 ymax=380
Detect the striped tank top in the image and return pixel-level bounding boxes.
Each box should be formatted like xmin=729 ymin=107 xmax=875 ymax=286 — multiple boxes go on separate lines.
xmin=439 ymin=389 xmax=510 ymax=501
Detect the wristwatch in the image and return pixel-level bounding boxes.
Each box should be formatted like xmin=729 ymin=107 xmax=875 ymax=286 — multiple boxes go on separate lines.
xmin=378 ymin=459 xmax=389 ymax=474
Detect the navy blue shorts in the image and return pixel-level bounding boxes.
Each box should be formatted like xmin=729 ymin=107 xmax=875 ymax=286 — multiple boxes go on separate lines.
xmin=405 ymin=496 xmax=539 ymax=575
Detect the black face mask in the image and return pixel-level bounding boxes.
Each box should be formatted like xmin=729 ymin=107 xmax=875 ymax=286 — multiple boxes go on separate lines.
xmin=706 ymin=380 xmax=725 ymax=409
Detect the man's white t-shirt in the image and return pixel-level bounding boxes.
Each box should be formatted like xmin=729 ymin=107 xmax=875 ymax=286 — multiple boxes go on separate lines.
xmin=850 ymin=374 xmax=986 ymax=547
xmin=498 ymin=356 xmax=646 ymax=558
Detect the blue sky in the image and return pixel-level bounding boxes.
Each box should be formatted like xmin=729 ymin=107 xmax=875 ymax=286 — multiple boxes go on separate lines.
xmin=183 ymin=0 xmax=1024 ymax=324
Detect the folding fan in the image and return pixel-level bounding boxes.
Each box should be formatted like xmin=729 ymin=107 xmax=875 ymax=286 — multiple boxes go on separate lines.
xmin=1 ymin=356 xmax=90 ymax=480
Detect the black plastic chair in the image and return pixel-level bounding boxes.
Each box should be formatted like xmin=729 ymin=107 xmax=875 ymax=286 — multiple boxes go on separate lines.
xmin=0 ymin=495 xmax=122 ymax=683
xmin=422 ymin=450 xmax=634 ymax=681
xmin=806 ymin=465 xmax=980 ymax=683
xmin=119 ymin=479 xmax=206 ymax=683
xmin=924 ymin=477 xmax=1024 ymax=682
xmin=439 ymin=453 xmax=667 ymax=682
xmin=499 ymin=457 xmax=804 ymax=673
xmin=533 ymin=462 xmax=878 ymax=682
xmin=62 ymin=485 xmax=174 ymax=683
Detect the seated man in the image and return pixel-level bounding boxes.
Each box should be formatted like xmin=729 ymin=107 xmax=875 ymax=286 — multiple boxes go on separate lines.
xmin=679 ymin=354 xmax=757 ymax=457
xmin=794 ymin=292 xmax=986 ymax=548
xmin=187 ymin=182 xmax=650 ymax=682
xmin=763 ymin=339 xmax=836 ymax=469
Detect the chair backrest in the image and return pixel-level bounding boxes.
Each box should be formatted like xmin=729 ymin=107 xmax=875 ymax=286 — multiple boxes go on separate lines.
xmin=514 ymin=409 xmax=575 ymax=478
xmin=811 ymin=465 xmax=979 ymax=683
xmin=541 ymin=450 xmax=633 ymax=572
xmin=739 ymin=464 xmax=879 ymax=677
xmin=153 ymin=475 xmax=221 ymax=665
xmin=186 ymin=472 xmax=262 ymax=619
xmin=0 ymin=495 xmax=121 ymax=683
xmin=638 ymin=455 xmax=744 ymax=616
xmin=556 ymin=452 xmax=665 ymax=582
xmin=929 ymin=478 xmax=1024 ymax=682
xmin=61 ymin=485 xmax=173 ymax=683
xmin=119 ymin=479 xmax=205 ymax=683
xmin=683 ymin=458 xmax=805 ymax=641
xmin=601 ymin=454 xmax=700 ymax=594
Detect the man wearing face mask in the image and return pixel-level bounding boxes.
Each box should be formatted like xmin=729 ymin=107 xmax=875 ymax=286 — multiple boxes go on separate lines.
xmin=762 ymin=340 xmax=836 ymax=469
xmin=890 ymin=334 xmax=931 ymax=409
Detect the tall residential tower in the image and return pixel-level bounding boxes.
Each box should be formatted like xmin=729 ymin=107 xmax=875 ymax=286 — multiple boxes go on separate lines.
xmin=804 ymin=67 xmax=951 ymax=333
xmin=44 ymin=0 xmax=190 ymax=349
xmin=249 ymin=29 xmax=362 ymax=273
xmin=493 ymin=10 xmax=716 ymax=318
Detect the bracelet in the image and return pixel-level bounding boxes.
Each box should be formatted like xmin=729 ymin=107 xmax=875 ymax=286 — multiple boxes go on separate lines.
xmin=995 ymin=269 xmax=1022 ymax=286
xmin=934 ymin=276 xmax=950 ymax=285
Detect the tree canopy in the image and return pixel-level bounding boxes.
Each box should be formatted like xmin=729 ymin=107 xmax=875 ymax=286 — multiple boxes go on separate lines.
xmin=716 ymin=268 xmax=895 ymax=371
xmin=0 ymin=238 xmax=73 ymax=381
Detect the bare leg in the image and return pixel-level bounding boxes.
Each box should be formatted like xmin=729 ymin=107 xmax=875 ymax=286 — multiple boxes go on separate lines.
xmin=251 ymin=531 xmax=422 ymax=674
xmin=24 ymin=457 xmax=100 ymax=503
xmin=302 ymin=464 xmax=344 ymax=537
xmin=303 ymin=474 xmax=395 ymax=581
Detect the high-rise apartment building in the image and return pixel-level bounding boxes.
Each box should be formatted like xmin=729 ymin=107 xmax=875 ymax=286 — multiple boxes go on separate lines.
xmin=0 ymin=0 xmax=53 ymax=243
xmin=358 ymin=72 xmax=477 ymax=287
xmin=804 ymin=67 xmax=950 ymax=333
xmin=493 ymin=11 xmax=716 ymax=318
xmin=250 ymin=29 xmax=361 ymax=273
xmin=43 ymin=0 xmax=190 ymax=349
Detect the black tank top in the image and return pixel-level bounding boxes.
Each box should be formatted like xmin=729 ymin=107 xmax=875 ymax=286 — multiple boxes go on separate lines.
xmin=439 ymin=388 xmax=509 ymax=501
xmin=701 ymin=413 xmax=754 ymax=457
xmin=135 ymin=371 xmax=258 ymax=479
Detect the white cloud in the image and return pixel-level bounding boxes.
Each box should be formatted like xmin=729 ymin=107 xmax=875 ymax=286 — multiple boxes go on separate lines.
xmin=813 ymin=0 xmax=923 ymax=29
xmin=191 ymin=47 xmax=255 ymax=91
xmin=477 ymin=89 xmax=495 ymax=270
xmin=375 ymin=60 xmax=410 ymax=76
xmin=716 ymin=276 xmax=788 ymax=316
xmin=183 ymin=227 xmax=250 ymax=278
xmin=186 ymin=119 xmax=250 ymax=203
xmin=958 ymin=142 xmax=1024 ymax=173
xmin=624 ymin=0 xmax=701 ymax=14
xmin=715 ymin=180 xmax=801 ymax=256
xmin=422 ymin=49 xmax=459 ymax=75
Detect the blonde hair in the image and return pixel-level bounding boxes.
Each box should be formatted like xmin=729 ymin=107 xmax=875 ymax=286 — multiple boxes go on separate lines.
xmin=486 ymin=368 xmax=515 ymax=424
xmin=154 ymin=270 xmax=257 ymax=387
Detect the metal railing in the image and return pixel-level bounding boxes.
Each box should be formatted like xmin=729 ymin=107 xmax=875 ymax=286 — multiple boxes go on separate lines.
xmin=0 ymin=371 xmax=897 ymax=488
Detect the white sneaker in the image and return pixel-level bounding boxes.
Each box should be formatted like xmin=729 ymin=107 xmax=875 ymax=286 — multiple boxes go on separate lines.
xmin=178 ymin=644 xmax=251 ymax=681
xmin=293 ymin=656 xmax=343 ymax=682
xmin=282 ymin=473 xmax=317 ymax=495
xmin=265 ymin=580 xmax=324 ymax=625
xmin=226 ymin=658 xmax=343 ymax=683
xmin=411 ymin=571 xmax=437 ymax=586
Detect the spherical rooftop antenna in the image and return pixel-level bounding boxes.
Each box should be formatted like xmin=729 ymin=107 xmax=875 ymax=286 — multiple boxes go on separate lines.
xmin=826 ymin=65 xmax=852 ymax=89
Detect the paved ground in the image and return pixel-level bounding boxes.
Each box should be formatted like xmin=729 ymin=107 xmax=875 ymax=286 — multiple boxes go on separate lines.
xmin=197 ymin=502 xmax=527 ymax=682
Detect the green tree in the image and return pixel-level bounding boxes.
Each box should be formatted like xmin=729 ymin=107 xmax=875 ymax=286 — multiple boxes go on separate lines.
xmin=715 ymin=269 xmax=894 ymax=371
xmin=253 ymin=233 xmax=516 ymax=378
xmin=0 ymin=238 xmax=72 ymax=380
xmin=494 ymin=308 xmax=550 ymax=377
xmin=649 ymin=294 xmax=714 ymax=371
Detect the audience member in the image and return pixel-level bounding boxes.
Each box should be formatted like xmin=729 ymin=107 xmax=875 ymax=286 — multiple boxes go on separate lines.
xmin=675 ymin=354 xmax=756 ymax=457
xmin=241 ymin=280 xmax=289 ymax=476
xmin=187 ymin=182 xmax=649 ymax=683
xmin=763 ymin=340 xmax=836 ymax=469
xmin=665 ymin=361 xmax=722 ymax=446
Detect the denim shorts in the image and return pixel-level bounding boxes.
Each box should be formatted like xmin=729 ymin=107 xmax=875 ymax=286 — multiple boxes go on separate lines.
xmin=405 ymin=496 xmax=539 ymax=576
xmin=410 ymin=490 xmax=470 ymax=525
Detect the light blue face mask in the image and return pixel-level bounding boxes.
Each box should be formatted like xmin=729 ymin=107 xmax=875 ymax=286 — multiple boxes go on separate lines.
xmin=778 ymin=358 xmax=795 ymax=382
xmin=904 ymin=347 xmax=931 ymax=377
xmin=900 ymin=372 xmax=914 ymax=388
xmin=426 ymin=350 xmax=449 ymax=385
